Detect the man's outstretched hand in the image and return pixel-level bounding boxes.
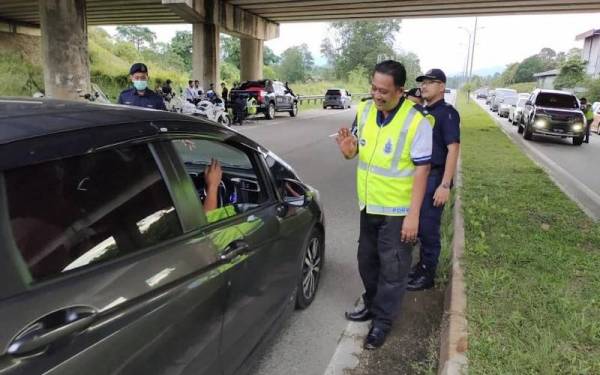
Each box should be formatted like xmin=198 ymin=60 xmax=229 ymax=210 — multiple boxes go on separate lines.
xmin=336 ymin=127 xmax=358 ymax=159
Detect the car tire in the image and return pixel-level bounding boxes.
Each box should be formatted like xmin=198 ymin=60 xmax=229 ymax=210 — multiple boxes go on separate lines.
xmin=573 ymin=136 xmax=584 ymax=145
xmin=517 ymin=123 xmax=524 ymax=134
xmin=523 ymin=124 xmax=533 ymax=140
xmin=289 ymin=102 xmax=298 ymax=117
xmin=265 ymin=102 xmax=275 ymax=120
xmin=295 ymin=228 xmax=324 ymax=310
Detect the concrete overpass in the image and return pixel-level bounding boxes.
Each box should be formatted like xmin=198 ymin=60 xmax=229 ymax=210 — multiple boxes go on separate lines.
xmin=2 ymin=1 xmax=600 ymax=100
xmin=0 ymin=0 xmax=279 ymax=99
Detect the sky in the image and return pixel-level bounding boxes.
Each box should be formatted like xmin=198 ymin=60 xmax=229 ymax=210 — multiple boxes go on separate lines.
xmin=103 ymin=12 xmax=600 ymax=77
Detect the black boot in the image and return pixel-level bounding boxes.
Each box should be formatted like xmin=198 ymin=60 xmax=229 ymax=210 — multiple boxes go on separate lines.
xmin=407 ymin=265 xmax=435 ymax=291
xmin=364 ymin=326 xmax=387 ymax=350
xmin=408 ymin=262 xmax=423 ymax=279
xmin=345 ymin=305 xmax=373 ymax=322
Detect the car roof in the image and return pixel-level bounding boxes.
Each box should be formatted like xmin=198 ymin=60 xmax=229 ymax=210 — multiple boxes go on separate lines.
xmin=534 ymin=89 xmax=575 ymax=96
xmin=0 ymin=97 xmax=266 ymax=170
xmin=0 ymin=97 xmax=236 ymax=145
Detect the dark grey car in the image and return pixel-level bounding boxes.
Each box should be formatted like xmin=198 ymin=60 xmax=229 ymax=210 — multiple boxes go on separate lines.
xmin=323 ymin=89 xmax=352 ymax=109
xmin=0 ymin=98 xmax=325 ymax=375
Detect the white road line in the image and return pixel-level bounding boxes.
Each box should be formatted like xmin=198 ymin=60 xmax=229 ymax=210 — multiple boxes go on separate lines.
xmin=328 ymin=133 xmax=338 ymax=138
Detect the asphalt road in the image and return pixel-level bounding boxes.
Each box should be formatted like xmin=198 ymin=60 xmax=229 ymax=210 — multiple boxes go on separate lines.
xmin=236 ymin=108 xmax=363 ymax=375
xmin=475 ymin=98 xmax=600 ymax=220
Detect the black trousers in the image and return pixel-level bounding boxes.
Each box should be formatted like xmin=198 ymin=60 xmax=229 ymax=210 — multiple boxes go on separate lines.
xmin=358 ymin=210 xmax=413 ymax=332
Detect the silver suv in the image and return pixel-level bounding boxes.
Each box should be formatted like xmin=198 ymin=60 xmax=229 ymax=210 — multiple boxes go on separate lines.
xmin=323 ymin=88 xmax=352 ymax=109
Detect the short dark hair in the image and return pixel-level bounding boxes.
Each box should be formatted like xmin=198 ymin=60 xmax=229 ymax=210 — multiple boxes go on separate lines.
xmin=373 ymin=60 xmax=406 ymax=88
xmin=188 ymin=80 xmax=193 ymax=85
xmin=581 ymin=97 xmax=587 ymax=102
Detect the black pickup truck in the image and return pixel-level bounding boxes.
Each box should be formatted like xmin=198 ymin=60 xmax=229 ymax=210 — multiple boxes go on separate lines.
xmin=229 ymin=80 xmax=298 ymax=120
xmin=520 ymin=89 xmax=586 ymax=145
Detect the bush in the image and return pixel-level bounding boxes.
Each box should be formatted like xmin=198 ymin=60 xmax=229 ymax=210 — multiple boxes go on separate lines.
xmin=0 ymin=51 xmax=44 ymax=96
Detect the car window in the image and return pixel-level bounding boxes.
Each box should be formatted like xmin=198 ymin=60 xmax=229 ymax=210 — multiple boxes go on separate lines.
xmin=326 ymin=90 xmax=341 ymax=96
xmin=535 ymin=93 xmax=579 ymax=109
xmin=173 ymin=139 xmax=267 ymax=224
xmin=5 ymin=145 xmax=182 ymax=282
xmin=265 ymin=153 xmax=300 ymax=198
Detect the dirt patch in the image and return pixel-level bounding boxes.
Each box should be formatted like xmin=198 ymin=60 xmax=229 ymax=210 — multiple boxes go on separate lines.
xmin=347 ymin=285 xmax=445 ymax=375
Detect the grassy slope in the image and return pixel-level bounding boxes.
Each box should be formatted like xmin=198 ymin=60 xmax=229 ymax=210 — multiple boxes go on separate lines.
xmin=459 ymin=93 xmax=600 ymax=373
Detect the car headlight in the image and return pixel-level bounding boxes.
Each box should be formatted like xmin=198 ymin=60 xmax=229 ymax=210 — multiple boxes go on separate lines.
xmin=572 ymin=123 xmax=583 ymax=132
xmin=534 ymin=119 xmax=547 ymax=129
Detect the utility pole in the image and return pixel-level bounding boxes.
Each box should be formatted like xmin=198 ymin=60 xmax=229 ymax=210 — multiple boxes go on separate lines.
xmin=468 ymin=17 xmax=478 ymax=79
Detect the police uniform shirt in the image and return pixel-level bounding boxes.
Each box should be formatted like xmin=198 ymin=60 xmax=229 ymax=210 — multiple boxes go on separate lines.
xmin=351 ymin=98 xmax=432 ymax=166
xmin=118 ymin=88 xmax=167 ymax=110
xmin=424 ymin=99 xmax=460 ymax=168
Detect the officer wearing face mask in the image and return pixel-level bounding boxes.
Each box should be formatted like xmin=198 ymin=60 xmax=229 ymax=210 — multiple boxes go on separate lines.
xmin=118 ymin=63 xmax=166 ymax=110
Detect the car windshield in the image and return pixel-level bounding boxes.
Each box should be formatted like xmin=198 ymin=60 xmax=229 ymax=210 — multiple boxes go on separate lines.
xmin=535 ymin=93 xmax=579 ymax=109
xmin=326 ymin=90 xmax=341 ymax=96
xmin=504 ymin=95 xmax=518 ymax=105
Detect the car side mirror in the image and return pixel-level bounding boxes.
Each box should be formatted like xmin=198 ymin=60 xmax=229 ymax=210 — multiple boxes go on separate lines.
xmin=526 ymin=100 xmax=532 ymax=106
xmin=281 ymin=178 xmax=312 ymax=208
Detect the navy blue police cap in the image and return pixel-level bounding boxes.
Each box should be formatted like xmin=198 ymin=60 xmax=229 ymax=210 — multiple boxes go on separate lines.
xmin=416 ymin=68 xmax=446 ymax=83
xmin=129 ymin=62 xmax=148 ymax=75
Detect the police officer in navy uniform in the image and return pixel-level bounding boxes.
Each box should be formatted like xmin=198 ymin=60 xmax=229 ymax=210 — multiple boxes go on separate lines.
xmin=118 ymin=63 xmax=166 ymax=110
xmin=407 ymin=68 xmax=460 ymax=291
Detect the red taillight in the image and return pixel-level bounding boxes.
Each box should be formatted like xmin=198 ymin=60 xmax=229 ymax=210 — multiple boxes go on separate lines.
xmin=257 ymin=90 xmax=266 ymax=104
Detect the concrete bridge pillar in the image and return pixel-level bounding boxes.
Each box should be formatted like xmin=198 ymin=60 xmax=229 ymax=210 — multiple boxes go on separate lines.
xmin=39 ymin=0 xmax=90 ymax=100
xmin=240 ymin=38 xmax=263 ymax=81
xmin=192 ymin=22 xmax=220 ymax=90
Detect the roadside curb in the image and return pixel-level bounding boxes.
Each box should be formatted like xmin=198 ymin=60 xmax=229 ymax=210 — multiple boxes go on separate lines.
xmin=437 ymin=144 xmax=468 ymax=373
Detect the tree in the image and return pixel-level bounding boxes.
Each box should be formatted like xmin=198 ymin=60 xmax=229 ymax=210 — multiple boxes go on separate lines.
xmin=397 ymin=51 xmax=422 ymax=88
xmin=221 ymin=35 xmax=240 ymax=68
xmin=513 ymin=55 xmax=545 ymax=83
xmin=554 ymin=56 xmax=587 ymax=89
xmin=169 ymin=31 xmax=192 ymax=72
xmin=321 ymin=20 xmax=401 ymax=79
xmin=263 ymin=46 xmax=280 ymax=66
xmin=277 ymin=44 xmax=314 ymax=82
xmin=116 ymin=26 xmax=156 ymax=51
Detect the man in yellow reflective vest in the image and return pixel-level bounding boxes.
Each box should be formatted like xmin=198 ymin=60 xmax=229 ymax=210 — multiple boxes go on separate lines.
xmin=336 ymin=60 xmax=432 ymax=350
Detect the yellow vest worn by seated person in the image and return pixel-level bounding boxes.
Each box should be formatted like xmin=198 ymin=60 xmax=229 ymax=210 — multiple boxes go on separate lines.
xmin=356 ymin=99 xmax=430 ymax=216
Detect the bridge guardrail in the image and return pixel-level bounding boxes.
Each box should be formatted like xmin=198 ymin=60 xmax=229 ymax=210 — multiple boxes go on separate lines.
xmin=297 ymin=93 xmax=370 ymax=105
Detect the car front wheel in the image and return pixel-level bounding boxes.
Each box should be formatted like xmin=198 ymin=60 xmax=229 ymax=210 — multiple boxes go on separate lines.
xmin=296 ymin=228 xmax=324 ymax=309
xmin=573 ymin=136 xmax=584 ymax=145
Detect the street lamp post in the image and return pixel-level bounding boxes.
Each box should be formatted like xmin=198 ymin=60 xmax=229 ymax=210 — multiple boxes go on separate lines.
xmin=458 ymin=26 xmax=472 ymax=84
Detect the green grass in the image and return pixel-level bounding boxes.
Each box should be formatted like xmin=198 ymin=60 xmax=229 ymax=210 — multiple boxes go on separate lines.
xmin=458 ymin=92 xmax=600 ymax=374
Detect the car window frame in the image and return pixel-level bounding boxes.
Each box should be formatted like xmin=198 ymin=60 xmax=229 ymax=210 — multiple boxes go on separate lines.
xmin=0 ymin=140 xmax=202 ymax=295
xmin=164 ymin=136 xmax=279 ymax=233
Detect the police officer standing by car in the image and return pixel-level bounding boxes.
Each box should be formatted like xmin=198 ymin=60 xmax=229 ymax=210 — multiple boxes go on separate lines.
xmin=407 ymin=69 xmax=460 ymax=291
xmin=118 ymin=63 xmax=166 ymax=110
xmin=580 ymin=97 xmax=593 ymax=143
xmin=337 ymin=60 xmax=432 ymax=349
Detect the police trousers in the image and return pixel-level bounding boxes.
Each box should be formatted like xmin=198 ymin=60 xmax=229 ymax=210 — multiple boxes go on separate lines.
xmin=358 ymin=210 xmax=413 ymax=332
xmin=418 ymin=169 xmax=446 ymax=271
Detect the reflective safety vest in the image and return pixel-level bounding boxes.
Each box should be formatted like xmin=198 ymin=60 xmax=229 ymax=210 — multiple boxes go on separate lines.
xmin=584 ymin=106 xmax=594 ymax=121
xmin=356 ymin=99 xmax=430 ymax=216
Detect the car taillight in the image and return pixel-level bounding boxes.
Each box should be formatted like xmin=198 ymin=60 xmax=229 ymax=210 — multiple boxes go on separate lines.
xmin=257 ymin=90 xmax=266 ymax=104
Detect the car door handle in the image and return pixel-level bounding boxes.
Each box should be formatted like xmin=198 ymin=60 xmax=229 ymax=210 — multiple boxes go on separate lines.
xmin=8 ymin=306 xmax=97 ymax=356
xmin=220 ymin=240 xmax=250 ymax=262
